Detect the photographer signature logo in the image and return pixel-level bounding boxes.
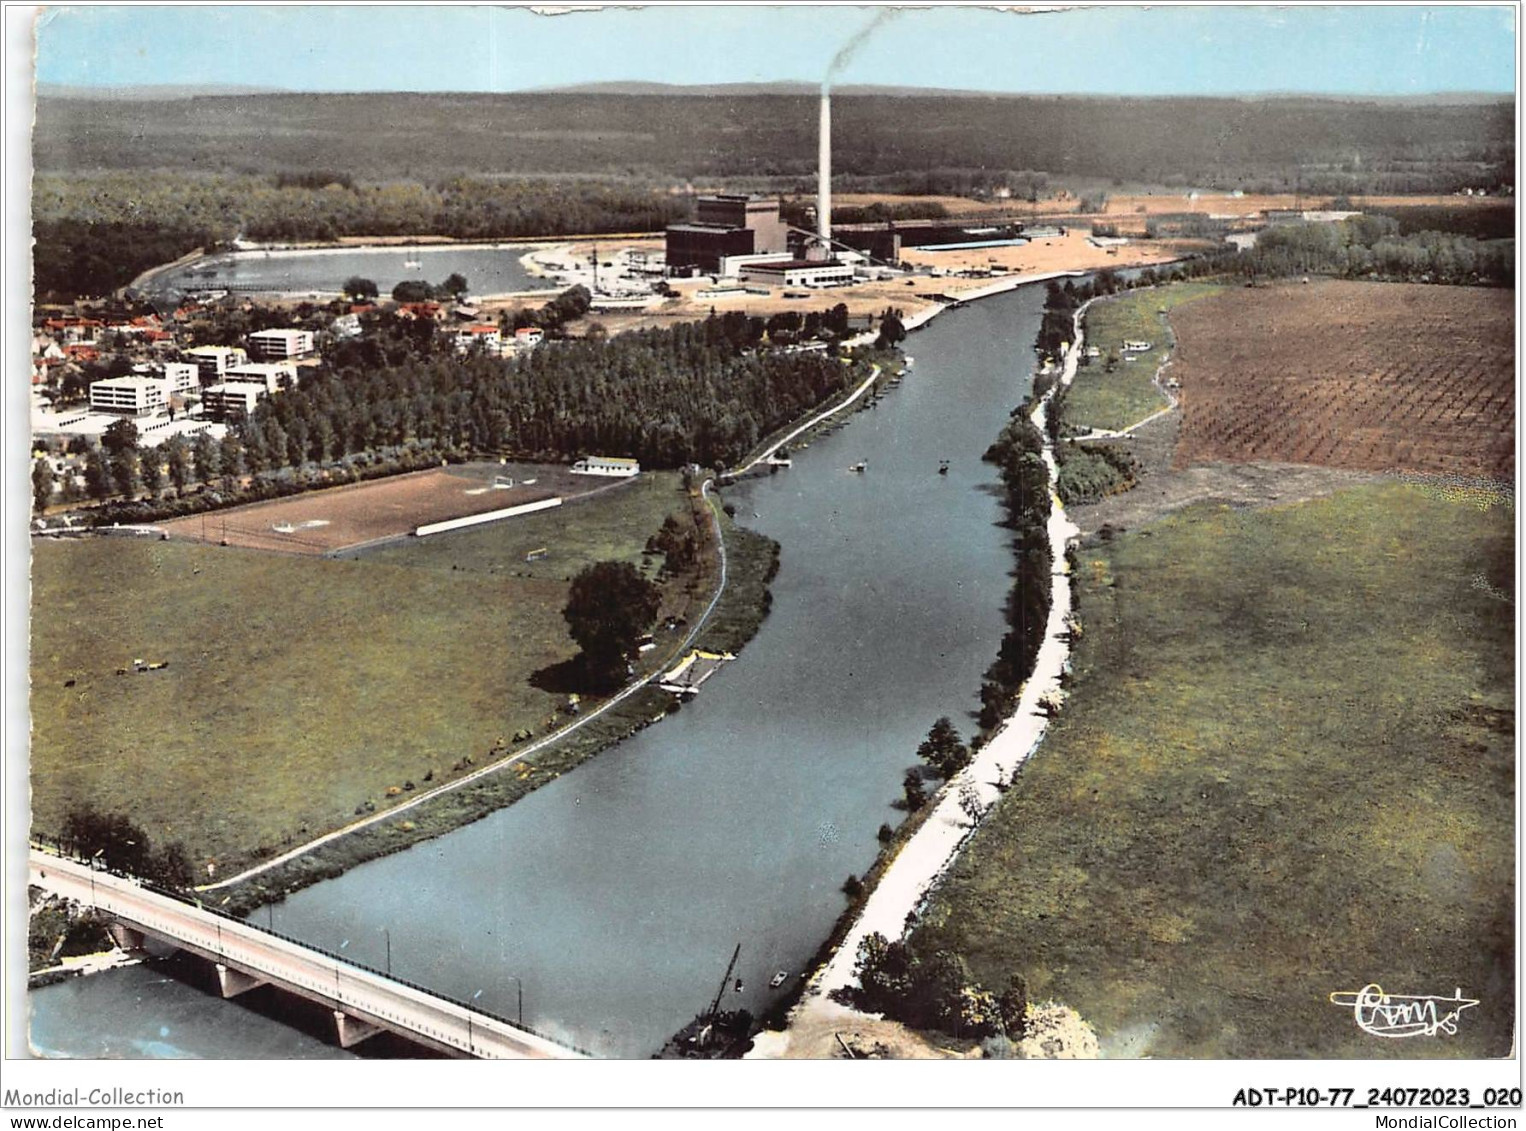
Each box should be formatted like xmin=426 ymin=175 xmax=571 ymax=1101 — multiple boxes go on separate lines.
xmin=1329 ymin=984 xmax=1479 ymax=1038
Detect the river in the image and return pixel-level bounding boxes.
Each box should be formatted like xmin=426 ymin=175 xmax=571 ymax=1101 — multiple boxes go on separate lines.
xmin=30 ymin=282 xmax=1054 ymax=1058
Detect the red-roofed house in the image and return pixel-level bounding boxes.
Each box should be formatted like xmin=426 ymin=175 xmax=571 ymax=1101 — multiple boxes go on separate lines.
xmin=397 ymin=301 xmax=444 ymax=322
xmin=453 ymin=324 xmax=502 ymax=354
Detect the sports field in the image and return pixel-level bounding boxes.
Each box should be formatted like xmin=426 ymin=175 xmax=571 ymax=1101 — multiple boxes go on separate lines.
xmin=1171 ymin=281 xmax=1514 ymax=480
xmin=159 ymin=462 xmax=608 ymax=555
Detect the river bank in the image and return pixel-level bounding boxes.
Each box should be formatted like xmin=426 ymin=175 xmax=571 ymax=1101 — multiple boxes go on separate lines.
xmin=749 ymin=294 xmax=1094 ymax=1059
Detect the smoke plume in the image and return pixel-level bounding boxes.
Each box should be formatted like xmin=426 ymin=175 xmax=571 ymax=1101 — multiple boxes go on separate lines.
xmin=824 ymin=9 xmax=902 ymax=90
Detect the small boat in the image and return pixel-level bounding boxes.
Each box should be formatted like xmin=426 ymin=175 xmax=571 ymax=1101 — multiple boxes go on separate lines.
xmin=769 ymin=971 xmax=789 ymax=988
xmin=849 ymin=460 xmax=867 ymax=474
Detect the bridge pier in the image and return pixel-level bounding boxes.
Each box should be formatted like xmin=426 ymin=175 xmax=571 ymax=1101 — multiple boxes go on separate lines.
xmin=106 ymin=924 xmax=147 ymax=953
xmin=215 ymin=963 xmax=268 ymax=999
xmin=332 ymin=1010 xmax=382 ymax=1050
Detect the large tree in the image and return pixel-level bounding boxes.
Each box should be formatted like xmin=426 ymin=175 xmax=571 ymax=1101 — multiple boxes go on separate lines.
xmin=917 ymin=716 xmax=971 ymax=778
xmin=101 ymin=417 xmax=139 ymax=459
xmin=342 ymin=276 xmax=379 ymax=300
xmin=163 ymin=434 xmax=191 ymax=493
xmin=31 ymin=458 xmax=56 ymax=514
xmin=563 ymin=560 xmax=661 ymax=689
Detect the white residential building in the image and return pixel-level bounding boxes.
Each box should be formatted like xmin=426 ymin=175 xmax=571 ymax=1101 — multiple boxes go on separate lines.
xmin=185 ymin=345 xmax=249 ymax=382
xmin=453 ymin=324 xmax=502 ymax=354
xmin=201 ymin=382 xmax=267 ymax=422
xmin=164 ymin=362 xmax=201 ymax=394
xmin=89 ymin=376 xmax=172 ymax=416
xmin=247 ymin=328 xmax=315 ymax=360
xmin=225 ymin=361 xmax=298 ymax=394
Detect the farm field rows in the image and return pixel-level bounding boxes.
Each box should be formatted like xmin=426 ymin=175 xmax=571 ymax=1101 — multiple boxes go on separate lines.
xmin=160 ymin=462 xmax=605 ymax=555
xmin=30 ymin=472 xmax=706 ymax=872
xmin=913 ymin=482 xmax=1515 ymax=1058
xmin=1170 ymin=281 xmax=1514 ymax=481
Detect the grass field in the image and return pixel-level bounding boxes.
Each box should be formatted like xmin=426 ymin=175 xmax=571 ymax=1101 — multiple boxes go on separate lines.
xmin=1066 ymin=282 xmax=1222 ymax=433
xmin=912 ymin=482 xmax=1514 ymax=1058
xmin=30 ymin=473 xmax=706 ymax=874
xmin=352 ymin=472 xmax=677 ymax=583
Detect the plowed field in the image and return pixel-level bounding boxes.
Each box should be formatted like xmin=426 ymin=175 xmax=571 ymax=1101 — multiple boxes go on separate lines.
xmin=1170 ymin=281 xmax=1514 ymax=481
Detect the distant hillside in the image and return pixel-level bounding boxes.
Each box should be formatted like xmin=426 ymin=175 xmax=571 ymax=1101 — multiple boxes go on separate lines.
xmin=34 ymin=90 xmax=1514 ymax=194
xmin=36 ymin=82 xmax=287 ymax=101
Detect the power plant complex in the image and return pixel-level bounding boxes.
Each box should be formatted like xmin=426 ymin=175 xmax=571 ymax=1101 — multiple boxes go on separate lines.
xmin=664 ymin=90 xmax=857 ymax=287
xmin=663 ymin=89 xmax=1029 ymax=288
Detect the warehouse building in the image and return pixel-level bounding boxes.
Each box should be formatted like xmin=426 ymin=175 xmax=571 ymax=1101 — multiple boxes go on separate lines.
xmin=738 ymin=259 xmax=856 ymax=288
xmin=571 ymin=456 xmax=640 ymax=478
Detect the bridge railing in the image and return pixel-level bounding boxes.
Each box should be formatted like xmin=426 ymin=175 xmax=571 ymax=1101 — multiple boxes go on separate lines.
xmin=29 ymin=838 xmax=594 ymax=1058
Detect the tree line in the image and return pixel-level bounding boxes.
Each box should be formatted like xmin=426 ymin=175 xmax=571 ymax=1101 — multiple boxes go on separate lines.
xmin=249 ymin=312 xmax=863 ymax=472
xmin=42 ymin=304 xmax=882 ymax=524
xmin=32 ymin=173 xmax=692 ymax=298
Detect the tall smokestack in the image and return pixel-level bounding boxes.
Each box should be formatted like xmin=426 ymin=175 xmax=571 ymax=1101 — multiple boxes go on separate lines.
xmin=818 ymin=88 xmax=832 ymax=244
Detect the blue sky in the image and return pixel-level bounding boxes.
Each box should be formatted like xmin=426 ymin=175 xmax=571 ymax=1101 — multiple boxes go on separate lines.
xmin=35 ymin=4 xmax=1516 ymax=96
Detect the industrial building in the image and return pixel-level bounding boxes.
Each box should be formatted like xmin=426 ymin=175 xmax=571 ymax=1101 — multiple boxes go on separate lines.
xmin=247 ymin=328 xmax=315 ymax=360
xmin=738 ymin=259 xmax=856 ymax=288
xmin=665 ymin=195 xmax=790 ymax=275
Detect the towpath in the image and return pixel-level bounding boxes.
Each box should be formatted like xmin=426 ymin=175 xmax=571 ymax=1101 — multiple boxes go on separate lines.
xmin=752 ymin=297 xmax=1093 ymax=1055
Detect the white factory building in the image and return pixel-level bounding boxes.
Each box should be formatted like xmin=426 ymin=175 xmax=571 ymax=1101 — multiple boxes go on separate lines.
xmin=738 ymin=259 xmax=856 ymax=288
xmin=164 ymin=361 xmax=201 ymax=394
xmin=247 ymin=328 xmax=315 ymax=360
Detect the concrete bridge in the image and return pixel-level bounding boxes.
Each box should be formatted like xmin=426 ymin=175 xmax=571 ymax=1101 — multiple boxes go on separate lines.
xmin=29 ymin=849 xmax=584 ymax=1059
